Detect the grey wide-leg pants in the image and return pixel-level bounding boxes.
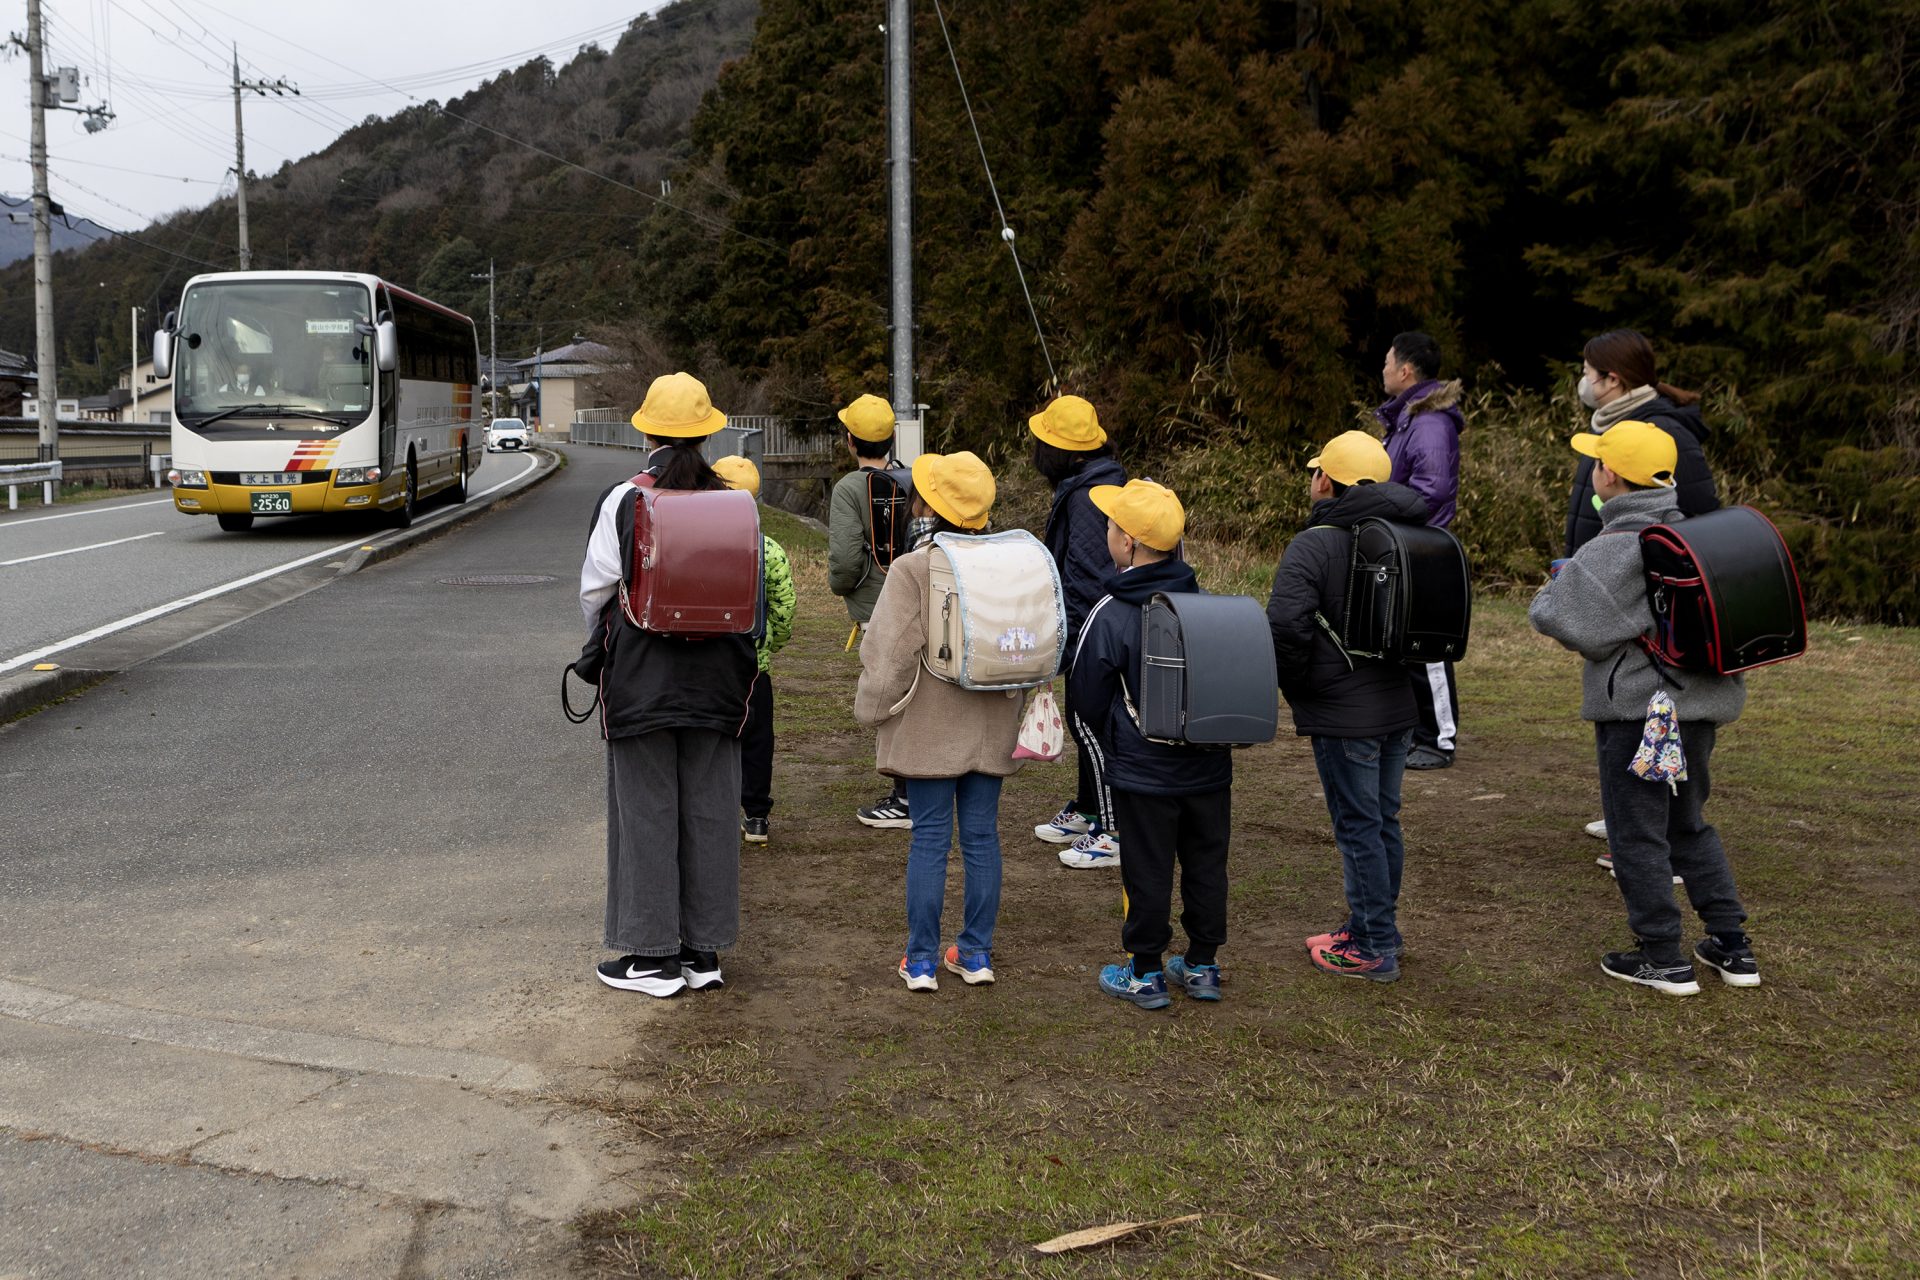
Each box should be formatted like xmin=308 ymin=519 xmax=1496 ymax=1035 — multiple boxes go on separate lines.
xmin=604 ymin=728 xmax=742 ymax=956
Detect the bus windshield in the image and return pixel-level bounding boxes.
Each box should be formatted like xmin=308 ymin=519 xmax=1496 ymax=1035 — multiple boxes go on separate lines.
xmin=174 ymin=280 xmax=374 ymax=431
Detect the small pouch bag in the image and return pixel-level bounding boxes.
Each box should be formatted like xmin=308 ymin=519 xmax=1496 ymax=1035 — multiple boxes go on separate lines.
xmin=1629 ymin=689 xmax=1689 ymax=793
xmin=1013 ymin=684 xmax=1065 ymax=762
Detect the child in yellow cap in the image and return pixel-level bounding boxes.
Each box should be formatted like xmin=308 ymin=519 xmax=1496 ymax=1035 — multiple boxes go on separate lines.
xmin=1026 ymin=394 xmax=1130 ymax=866
xmin=1266 ymin=430 xmax=1429 ymax=984
xmin=1530 ymin=421 xmax=1759 ymax=997
xmin=1065 ymin=480 xmax=1233 ymax=1010
xmin=577 ymin=372 xmax=753 ymax=998
xmin=854 ymin=453 xmax=1029 ymax=993
xmin=713 ymin=456 xmax=796 ymax=845
xmin=829 ymin=393 xmax=914 ymax=830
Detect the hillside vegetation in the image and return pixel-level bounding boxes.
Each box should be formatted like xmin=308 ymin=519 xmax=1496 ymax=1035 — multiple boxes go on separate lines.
xmin=636 ymin=0 xmax=1918 ymax=620
xmin=6 ymin=0 xmax=1916 ymax=618
xmin=0 ymin=0 xmax=756 ymax=390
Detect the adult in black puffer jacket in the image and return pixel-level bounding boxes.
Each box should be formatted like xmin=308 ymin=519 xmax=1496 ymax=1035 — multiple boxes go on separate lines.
xmin=1565 ymin=329 xmax=1719 ymax=555
xmin=1028 ymin=395 xmax=1129 ymax=857
xmin=1266 ymin=431 xmax=1426 ymax=983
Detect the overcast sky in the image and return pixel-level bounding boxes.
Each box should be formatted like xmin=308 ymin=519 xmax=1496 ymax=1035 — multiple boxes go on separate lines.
xmin=5 ymin=0 xmax=666 ymax=229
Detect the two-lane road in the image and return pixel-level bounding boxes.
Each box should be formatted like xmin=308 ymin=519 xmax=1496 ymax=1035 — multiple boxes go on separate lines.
xmin=0 ymin=452 xmax=538 ymax=673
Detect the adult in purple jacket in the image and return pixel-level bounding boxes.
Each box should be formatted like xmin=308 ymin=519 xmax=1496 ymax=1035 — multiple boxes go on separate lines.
xmin=1376 ymin=331 xmax=1465 ymax=770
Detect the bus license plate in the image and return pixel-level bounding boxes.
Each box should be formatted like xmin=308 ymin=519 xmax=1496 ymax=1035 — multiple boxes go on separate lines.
xmin=251 ymin=491 xmax=294 ymax=515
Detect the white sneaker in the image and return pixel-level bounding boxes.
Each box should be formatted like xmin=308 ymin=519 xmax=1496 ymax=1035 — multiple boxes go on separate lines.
xmin=1585 ymin=819 xmax=1608 ymax=840
xmin=1058 ymin=831 xmax=1121 ymax=869
xmin=1034 ymin=805 xmax=1094 ymax=844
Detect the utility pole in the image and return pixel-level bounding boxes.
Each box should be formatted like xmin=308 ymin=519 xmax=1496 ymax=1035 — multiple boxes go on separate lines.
xmin=885 ymin=0 xmax=922 ymax=461
xmin=230 ymin=46 xmax=299 ymax=271
xmin=471 ymin=260 xmax=496 ymax=417
xmin=22 ymin=0 xmax=59 ymax=460
xmin=11 ymin=3 xmax=113 ymax=459
xmin=129 ymin=304 xmax=140 ymax=420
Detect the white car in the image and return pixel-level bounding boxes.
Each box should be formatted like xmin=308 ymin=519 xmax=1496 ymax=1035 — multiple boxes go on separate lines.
xmin=485 ymin=417 xmax=529 ymax=452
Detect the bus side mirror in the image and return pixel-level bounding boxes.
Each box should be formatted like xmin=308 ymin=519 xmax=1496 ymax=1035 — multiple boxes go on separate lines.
xmin=152 ymin=328 xmax=172 ymax=380
xmin=374 ymin=320 xmax=398 ymax=373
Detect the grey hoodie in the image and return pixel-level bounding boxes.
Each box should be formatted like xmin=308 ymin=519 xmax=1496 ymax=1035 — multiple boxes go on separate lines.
xmin=1529 ymin=487 xmax=1747 ymax=725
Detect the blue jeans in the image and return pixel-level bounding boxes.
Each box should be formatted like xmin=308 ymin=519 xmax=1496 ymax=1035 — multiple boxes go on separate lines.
xmin=904 ymin=774 xmax=1004 ymax=964
xmin=1310 ymin=731 xmax=1412 ymax=958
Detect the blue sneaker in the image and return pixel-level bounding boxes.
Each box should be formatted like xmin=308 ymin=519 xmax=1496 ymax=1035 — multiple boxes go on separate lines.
xmin=897 ymin=955 xmax=938 ymax=992
xmin=1098 ymin=960 xmax=1170 ymax=1010
xmin=1166 ymin=955 xmax=1222 ymax=1001
xmin=944 ymin=945 xmax=995 ymax=985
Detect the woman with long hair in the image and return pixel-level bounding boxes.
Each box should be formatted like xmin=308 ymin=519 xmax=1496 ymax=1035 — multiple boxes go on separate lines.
xmin=1567 ymin=329 xmax=1719 ymax=556
xmin=576 ymin=372 xmax=759 ymax=998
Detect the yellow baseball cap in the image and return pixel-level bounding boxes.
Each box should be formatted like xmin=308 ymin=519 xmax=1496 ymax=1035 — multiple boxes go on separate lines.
xmin=910 ymin=450 xmax=995 ymax=530
xmin=1308 ymin=430 xmax=1392 ymax=486
xmin=631 ymin=371 xmax=727 ymax=438
xmin=1090 ymin=478 xmax=1185 ymax=552
xmin=1027 ymin=394 xmax=1107 ymax=451
xmin=1571 ymin=420 xmax=1677 ymax=488
xmin=712 ymin=454 xmax=761 ymax=497
xmin=837 ymin=393 xmax=897 ymax=443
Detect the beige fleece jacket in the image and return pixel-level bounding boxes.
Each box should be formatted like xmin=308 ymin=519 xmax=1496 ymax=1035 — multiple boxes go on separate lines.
xmin=853 ymin=546 xmax=1027 ymax=779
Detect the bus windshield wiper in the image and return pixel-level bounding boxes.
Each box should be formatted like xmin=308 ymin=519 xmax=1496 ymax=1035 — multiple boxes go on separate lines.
xmin=183 ymin=406 xmax=247 ymax=428
xmin=230 ymin=404 xmax=353 ymax=427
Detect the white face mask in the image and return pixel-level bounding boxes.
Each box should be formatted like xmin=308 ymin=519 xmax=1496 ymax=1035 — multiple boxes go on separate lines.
xmin=1577 ymin=373 xmax=1599 ymax=409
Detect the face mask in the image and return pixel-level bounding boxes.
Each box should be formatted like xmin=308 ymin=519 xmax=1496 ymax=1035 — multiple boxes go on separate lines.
xmin=1577 ymin=374 xmax=1598 ymax=410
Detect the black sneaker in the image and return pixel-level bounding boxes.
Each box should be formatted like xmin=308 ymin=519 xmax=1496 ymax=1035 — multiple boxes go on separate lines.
xmin=1405 ymin=746 xmax=1454 ymax=770
xmin=857 ymin=796 xmax=912 ymax=828
xmin=595 ymin=955 xmax=686 ymax=998
xmin=678 ymin=946 xmax=725 ymax=991
xmin=742 ymin=816 xmax=769 ymax=844
xmin=1694 ymin=936 xmax=1761 ymax=987
xmin=1601 ymin=947 xmax=1700 ymax=996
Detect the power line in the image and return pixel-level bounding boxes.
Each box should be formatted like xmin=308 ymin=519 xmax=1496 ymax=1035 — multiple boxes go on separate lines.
xmin=929 ymin=0 xmax=1057 ymax=389
xmin=0 ymin=149 xmax=223 ymax=184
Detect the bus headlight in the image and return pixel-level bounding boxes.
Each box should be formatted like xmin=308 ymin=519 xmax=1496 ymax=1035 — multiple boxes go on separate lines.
xmin=334 ymin=466 xmax=382 ymax=485
xmin=168 ymin=468 xmax=208 ymax=488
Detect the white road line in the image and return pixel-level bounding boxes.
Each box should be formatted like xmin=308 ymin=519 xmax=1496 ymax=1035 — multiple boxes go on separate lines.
xmin=1 ymin=530 xmax=166 ymax=567
xmin=0 ymin=497 xmax=174 ymax=528
xmin=0 ymin=452 xmax=541 ymax=677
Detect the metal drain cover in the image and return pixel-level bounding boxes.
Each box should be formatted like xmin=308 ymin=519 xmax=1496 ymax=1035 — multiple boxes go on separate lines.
xmin=438 ymin=574 xmax=557 ymax=586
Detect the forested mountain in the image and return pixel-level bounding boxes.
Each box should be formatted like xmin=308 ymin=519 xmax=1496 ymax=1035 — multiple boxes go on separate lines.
xmin=640 ymin=0 xmax=1916 ymax=459
xmin=0 ymin=0 xmax=757 ymax=395
xmin=6 ymin=0 xmax=1915 ymax=614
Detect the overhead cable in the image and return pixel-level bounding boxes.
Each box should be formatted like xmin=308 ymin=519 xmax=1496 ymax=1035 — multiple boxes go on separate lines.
xmin=929 ymin=0 xmax=1058 ymax=389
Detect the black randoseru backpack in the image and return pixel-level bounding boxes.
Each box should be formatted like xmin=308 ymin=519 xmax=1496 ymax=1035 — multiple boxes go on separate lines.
xmin=865 ymin=465 xmax=914 ymax=571
xmin=1639 ymin=506 xmax=1807 ymax=674
xmin=1325 ymin=518 xmax=1473 ymax=664
xmin=1135 ymin=592 xmax=1279 ymax=747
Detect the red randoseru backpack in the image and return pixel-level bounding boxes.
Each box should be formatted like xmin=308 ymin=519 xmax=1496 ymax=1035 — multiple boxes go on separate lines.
xmin=1639 ymin=505 xmax=1807 ymax=674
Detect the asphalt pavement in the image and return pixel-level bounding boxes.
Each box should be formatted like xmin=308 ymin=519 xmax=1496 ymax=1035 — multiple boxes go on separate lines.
xmin=0 ymin=442 xmax=674 ymax=1279
xmin=0 ymin=451 xmax=539 ymax=673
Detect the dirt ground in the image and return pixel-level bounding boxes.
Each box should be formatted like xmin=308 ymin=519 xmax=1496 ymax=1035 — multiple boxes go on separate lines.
xmin=577 ymin=507 xmax=1920 ymax=1280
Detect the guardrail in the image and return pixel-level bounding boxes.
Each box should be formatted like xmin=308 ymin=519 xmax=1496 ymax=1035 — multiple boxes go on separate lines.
xmin=567 ymin=410 xmax=830 ymax=466
xmin=1 ymin=459 xmax=63 ymax=510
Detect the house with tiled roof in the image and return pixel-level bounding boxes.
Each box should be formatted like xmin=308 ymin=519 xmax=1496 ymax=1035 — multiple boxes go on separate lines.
xmin=0 ymin=346 xmax=34 ymax=418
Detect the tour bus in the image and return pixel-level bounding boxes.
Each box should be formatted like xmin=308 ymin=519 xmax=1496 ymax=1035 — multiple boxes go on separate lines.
xmin=155 ymin=271 xmax=482 ymax=531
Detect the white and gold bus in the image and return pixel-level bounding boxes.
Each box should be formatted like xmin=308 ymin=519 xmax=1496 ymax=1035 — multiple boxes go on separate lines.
xmin=155 ymin=271 xmax=482 ymax=531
